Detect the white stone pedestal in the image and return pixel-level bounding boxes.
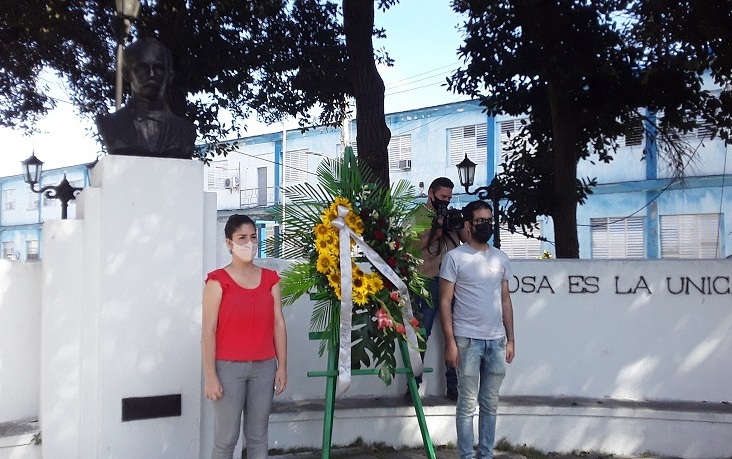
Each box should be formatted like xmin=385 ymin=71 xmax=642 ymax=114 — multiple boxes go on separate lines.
xmin=40 ymin=156 xmax=216 ymax=458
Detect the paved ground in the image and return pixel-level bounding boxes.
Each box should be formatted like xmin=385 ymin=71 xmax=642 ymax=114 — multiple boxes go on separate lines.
xmin=265 ymin=394 xmax=723 ymax=459
xmin=270 ymin=446 xmax=680 ymax=459
xmin=270 ymin=446 xmax=522 ymax=458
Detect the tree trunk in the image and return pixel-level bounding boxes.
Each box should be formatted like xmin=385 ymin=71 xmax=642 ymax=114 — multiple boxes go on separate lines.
xmin=343 ymin=0 xmax=391 ymax=186
xmin=547 ymin=81 xmax=580 ymax=258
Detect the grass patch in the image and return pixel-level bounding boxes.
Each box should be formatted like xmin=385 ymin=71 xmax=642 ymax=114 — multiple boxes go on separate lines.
xmin=495 ymin=438 xmax=622 ymax=459
xmin=495 ymin=438 xmax=549 ymax=458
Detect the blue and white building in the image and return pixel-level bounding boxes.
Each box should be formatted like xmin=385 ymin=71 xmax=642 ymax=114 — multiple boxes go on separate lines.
xmin=3 ymin=95 xmax=730 ymax=260
xmin=0 ymin=163 xmax=92 ymax=261
xmin=205 ymin=97 xmax=731 ymax=259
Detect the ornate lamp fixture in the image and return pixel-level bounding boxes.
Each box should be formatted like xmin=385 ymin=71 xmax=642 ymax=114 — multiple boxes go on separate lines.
xmin=455 ymin=154 xmax=504 ymax=249
xmin=21 ymin=153 xmax=83 ymax=220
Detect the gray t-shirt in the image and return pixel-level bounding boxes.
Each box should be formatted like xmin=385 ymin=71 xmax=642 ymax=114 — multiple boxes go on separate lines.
xmin=439 ymin=244 xmax=512 ymax=340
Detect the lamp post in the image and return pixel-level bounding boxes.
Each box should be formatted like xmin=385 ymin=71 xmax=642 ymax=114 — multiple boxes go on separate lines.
xmin=21 ymin=153 xmax=84 ymax=220
xmin=113 ymin=0 xmax=141 ymax=110
xmin=456 ymin=154 xmax=504 ymax=249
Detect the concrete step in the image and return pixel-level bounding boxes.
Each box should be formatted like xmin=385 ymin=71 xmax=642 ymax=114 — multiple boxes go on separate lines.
xmin=0 ymin=418 xmax=40 ymax=459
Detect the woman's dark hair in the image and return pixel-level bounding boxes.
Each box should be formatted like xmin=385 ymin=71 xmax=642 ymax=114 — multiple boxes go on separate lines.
xmin=224 ymin=214 xmax=255 ymax=239
xmin=462 ymin=200 xmax=493 ymax=222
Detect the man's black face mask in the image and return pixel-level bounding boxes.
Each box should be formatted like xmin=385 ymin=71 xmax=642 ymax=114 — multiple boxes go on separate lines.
xmin=472 ymin=222 xmax=493 ymax=243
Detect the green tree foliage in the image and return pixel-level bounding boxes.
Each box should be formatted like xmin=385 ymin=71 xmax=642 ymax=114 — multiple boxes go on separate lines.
xmin=449 ymin=0 xmax=731 ymax=258
xmin=1 ymin=0 xmax=288 ymax=139
xmin=259 ymin=0 xmax=397 ymax=184
xmin=1 ymin=0 xmax=396 ymax=185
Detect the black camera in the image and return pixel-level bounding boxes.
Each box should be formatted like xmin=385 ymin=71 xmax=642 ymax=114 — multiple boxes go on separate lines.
xmin=434 ymin=204 xmax=465 ymax=232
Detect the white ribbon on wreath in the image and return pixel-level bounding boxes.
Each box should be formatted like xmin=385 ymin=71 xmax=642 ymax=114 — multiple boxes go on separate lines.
xmin=330 ymin=204 xmax=423 ymax=396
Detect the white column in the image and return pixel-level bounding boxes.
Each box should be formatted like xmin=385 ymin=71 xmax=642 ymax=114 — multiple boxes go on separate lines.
xmin=40 ymin=156 xmax=216 ymax=458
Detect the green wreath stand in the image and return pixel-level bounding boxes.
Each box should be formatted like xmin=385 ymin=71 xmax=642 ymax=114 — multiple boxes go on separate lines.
xmin=307 ymin=331 xmax=436 ymax=459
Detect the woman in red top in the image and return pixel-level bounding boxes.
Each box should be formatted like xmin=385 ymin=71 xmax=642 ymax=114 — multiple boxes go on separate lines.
xmin=202 ymin=214 xmax=287 ymax=459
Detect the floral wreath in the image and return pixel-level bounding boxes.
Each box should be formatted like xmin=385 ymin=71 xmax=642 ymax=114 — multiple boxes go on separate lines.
xmin=273 ymin=148 xmax=427 ymax=386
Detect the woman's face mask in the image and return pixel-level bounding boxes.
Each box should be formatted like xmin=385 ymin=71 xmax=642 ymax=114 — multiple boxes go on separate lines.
xmin=232 ymin=240 xmax=257 ymax=262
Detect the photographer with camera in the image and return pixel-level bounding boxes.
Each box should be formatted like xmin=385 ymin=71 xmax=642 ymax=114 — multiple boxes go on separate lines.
xmin=407 ymin=177 xmax=461 ymax=403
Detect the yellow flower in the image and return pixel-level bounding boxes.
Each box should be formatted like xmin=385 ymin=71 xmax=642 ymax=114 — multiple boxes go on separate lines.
xmin=352 ymin=274 xmax=364 ymax=290
xmin=314 ymin=224 xmax=330 ymax=238
xmin=328 ymin=271 xmax=341 ymax=288
xmin=316 ymin=252 xmax=338 ymax=274
xmin=365 ymin=273 xmax=384 ymax=294
xmin=354 ymin=220 xmax=365 ymax=234
xmin=353 ymin=288 xmax=369 ymax=306
xmin=321 ymin=208 xmax=338 ymax=224
xmin=315 ymin=236 xmax=334 ymax=253
xmin=345 ymin=212 xmax=363 ymax=233
xmin=324 ymin=233 xmax=337 ymax=246
xmin=331 ymin=197 xmax=352 ymax=211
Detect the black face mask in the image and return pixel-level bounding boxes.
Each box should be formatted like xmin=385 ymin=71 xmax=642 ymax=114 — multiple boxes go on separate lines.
xmin=431 ymin=197 xmax=450 ymax=211
xmin=472 ymin=222 xmax=493 ymax=243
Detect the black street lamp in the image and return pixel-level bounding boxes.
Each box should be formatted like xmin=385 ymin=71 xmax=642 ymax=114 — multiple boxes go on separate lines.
xmin=21 ymin=153 xmax=83 ymax=220
xmin=113 ymin=0 xmax=141 ymax=110
xmin=456 ymin=154 xmax=504 ymax=249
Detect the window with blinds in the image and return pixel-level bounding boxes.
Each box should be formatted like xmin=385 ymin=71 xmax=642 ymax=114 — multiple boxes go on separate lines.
xmin=660 ymin=213 xmax=721 ymax=258
xmin=680 ymin=119 xmax=716 ymax=142
xmin=388 ymin=134 xmax=412 ymax=170
xmin=206 ymin=161 xmax=229 ymax=189
xmin=499 ymin=227 xmax=542 ymax=259
xmin=591 ymin=217 xmax=645 ymax=258
xmin=26 ymin=240 xmax=39 ymax=260
xmin=3 ymin=189 xmax=14 ymax=210
xmin=28 ymin=191 xmax=39 ymax=209
xmin=499 ymin=118 xmax=527 ymax=153
xmin=2 ymin=241 xmax=14 ymax=259
xmin=664 ymin=91 xmax=720 ymax=143
xmin=623 ymin=120 xmax=644 ymax=147
xmin=449 ymin=123 xmax=487 ymax=165
xmin=285 ymin=149 xmax=308 ymax=183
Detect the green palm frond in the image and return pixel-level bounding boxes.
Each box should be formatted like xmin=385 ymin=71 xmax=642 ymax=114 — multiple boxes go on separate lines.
xmin=285 ymin=182 xmax=334 ymax=206
xmin=274 ymin=146 xmax=427 ymax=387
xmin=280 ymin=262 xmax=318 ymax=307
xmin=309 ymin=291 xmax=336 ymax=332
xmin=391 ymin=179 xmax=416 ymax=208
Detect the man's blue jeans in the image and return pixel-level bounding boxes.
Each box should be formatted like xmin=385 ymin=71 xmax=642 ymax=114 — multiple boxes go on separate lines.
xmin=455 ymin=337 xmax=506 ymax=459
xmin=415 ymin=276 xmax=458 ymax=389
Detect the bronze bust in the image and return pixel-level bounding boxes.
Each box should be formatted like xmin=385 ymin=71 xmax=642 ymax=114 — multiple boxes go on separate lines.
xmin=96 ymin=38 xmax=196 ymax=159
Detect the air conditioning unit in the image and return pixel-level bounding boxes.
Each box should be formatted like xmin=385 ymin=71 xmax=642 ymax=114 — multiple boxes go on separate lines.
xmin=224 ymin=175 xmax=240 ymax=192
xmin=398 ymin=159 xmax=412 ymax=170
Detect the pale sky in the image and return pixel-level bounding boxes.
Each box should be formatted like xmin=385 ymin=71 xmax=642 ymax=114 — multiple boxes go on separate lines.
xmin=0 ymin=1 xmax=466 ymax=177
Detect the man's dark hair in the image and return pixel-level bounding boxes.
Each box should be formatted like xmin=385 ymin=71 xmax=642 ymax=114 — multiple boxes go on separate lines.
xmin=429 ymin=177 xmax=454 ymax=193
xmin=123 ymin=37 xmax=173 ymax=73
xmin=462 ymin=200 xmax=493 ymax=222
xmin=224 ymin=214 xmax=255 ymax=239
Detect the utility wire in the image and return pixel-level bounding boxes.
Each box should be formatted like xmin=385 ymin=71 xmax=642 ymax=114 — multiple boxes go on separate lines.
xmin=578 ymin=135 xmax=705 ymax=229
xmin=384 ymin=63 xmax=459 ymax=87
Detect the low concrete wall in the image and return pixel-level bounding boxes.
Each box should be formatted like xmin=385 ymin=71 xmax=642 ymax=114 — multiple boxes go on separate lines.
xmin=0 ymin=261 xmax=41 ymax=423
xmin=253 ymin=258 xmax=732 ymax=405
xmin=253 ymin=258 xmax=732 ymax=458
xmin=2 ymin=251 xmax=731 ymax=457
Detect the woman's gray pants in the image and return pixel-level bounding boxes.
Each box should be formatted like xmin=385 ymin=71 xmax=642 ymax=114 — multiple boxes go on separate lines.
xmin=211 ymin=358 xmax=277 ymax=459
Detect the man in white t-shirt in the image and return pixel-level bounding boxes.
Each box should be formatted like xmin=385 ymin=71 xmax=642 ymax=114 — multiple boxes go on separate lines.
xmin=439 ymin=199 xmax=515 ymax=459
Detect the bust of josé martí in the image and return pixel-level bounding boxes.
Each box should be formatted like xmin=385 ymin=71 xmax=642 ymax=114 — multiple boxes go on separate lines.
xmin=96 ymin=38 xmax=196 ymax=159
